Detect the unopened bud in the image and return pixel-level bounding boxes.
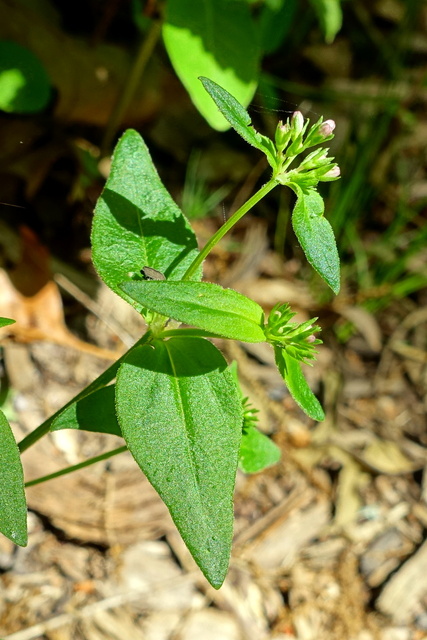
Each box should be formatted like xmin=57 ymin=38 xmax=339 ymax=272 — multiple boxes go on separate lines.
xmin=325 ymin=166 xmax=340 ymax=178
xmin=322 ymin=166 xmax=341 ymax=179
xmin=275 ymin=120 xmax=291 ymax=151
xmin=290 ymin=111 xmax=305 ymax=139
xmin=300 ymin=147 xmax=329 ymax=170
xmin=303 ymin=116 xmax=336 ymax=149
xmin=319 ymin=119 xmax=336 ymax=137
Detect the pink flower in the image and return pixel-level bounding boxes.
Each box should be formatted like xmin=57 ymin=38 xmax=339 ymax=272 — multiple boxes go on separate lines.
xmin=323 ymin=166 xmax=340 ymax=178
xmin=319 ymin=119 xmax=336 ymax=137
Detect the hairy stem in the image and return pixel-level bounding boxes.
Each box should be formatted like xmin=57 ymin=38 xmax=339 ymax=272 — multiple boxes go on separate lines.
xmin=181 ymin=178 xmax=278 ymax=281
xmin=18 ymin=333 xmax=152 ymax=453
xmin=25 ymin=446 xmax=128 ymax=487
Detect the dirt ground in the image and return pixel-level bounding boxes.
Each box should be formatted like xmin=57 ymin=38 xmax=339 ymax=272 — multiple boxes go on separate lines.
xmin=1 ymin=220 xmax=427 ymax=640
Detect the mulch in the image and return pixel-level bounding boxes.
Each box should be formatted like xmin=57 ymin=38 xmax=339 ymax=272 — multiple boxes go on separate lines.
xmin=1 ymin=226 xmax=426 ymax=640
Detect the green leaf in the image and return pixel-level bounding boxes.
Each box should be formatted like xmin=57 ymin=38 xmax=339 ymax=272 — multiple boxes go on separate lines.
xmin=92 ymin=129 xmax=200 ymax=310
xmin=0 ymin=41 xmax=51 ymax=113
xmin=51 ymin=386 xmax=122 ymax=437
xmin=116 ymin=338 xmax=242 ymax=588
xmin=0 ymin=317 xmax=15 ymax=328
xmin=291 ymin=188 xmax=340 ymax=294
xmin=0 ymin=409 xmax=27 ymax=546
xmin=274 ymin=347 xmax=325 ymax=421
xmin=309 ymin=0 xmax=343 ymax=43
xmin=259 ymin=0 xmax=297 ymax=55
xmin=200 ymin=77 xmax=276 ymax=167
xmin=120 ymin=280 xmax=266 ymax=343
xmin=163 ymin=0 xmax=260 ymax=131
xmin=239 ymin=426 xmax=281 ymax=473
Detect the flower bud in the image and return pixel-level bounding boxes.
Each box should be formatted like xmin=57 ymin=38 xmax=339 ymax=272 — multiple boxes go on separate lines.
xmin=319 ymin=119 xmax=336 ymax=137
xmin=323 ymin=166 xmax=340 ymax=179
xmin=275 ymin=120 xmax=291 ymax=152
xmin=303 ymin=116 xmax=336 ymax=149
xmin=290 ymin=111 xmax=305 ymax=139
xmin=299 ymin=148 xmax=329 ymax=170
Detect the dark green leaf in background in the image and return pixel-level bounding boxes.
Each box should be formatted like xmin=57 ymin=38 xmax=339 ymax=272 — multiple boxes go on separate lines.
xmin=92 ymin=130 xmax=200 ymax=310
xmin=275 ymin=347 xmax=325 ymax=421
xmin=0 ymin=409 xmax=27 ymax=546
xmin=291 ymin=188 xmax=340 ymax=294
xmin=309 ymin=0 xmax=343 ymax=43
xmin=259 ymin=0 xmax=298 ymax=55
xmin=116 ymin=338 xmax=242 ymax=588
xmin=239 ymin=426 xmax=281 ymax=474
xmin=0 ymin=40 xmax=51 ymax=113
xmin=163 ymin=0 xmax=260 ymax=131
xmin=120 ymin=280 xmax=266 ymax=343
xmin=51 ymin=385 xmax=122 ymax=437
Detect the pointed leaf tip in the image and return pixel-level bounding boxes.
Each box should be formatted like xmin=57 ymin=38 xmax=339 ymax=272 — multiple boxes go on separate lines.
xmin=116 ymin=338 xmax=243 ymax=587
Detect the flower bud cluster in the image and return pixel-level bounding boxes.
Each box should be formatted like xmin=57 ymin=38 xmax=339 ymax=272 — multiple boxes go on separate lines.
xmin=273 ymin=112 xmax=340 ymax=189
xmin=265 ymin=303 xmax=322 ymax=364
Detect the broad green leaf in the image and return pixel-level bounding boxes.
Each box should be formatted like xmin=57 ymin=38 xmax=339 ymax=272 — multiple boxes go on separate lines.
xmin=200 ymin=77 xmax=276 ymax=167
xmin=274 ymin=347 xmax=325 ymax=421
xmin=0 ymin=41 xmax=51 ymax=113
xmin=0 ymin=317 xmax=15 ymax=328
xmin=0 ymin=409 xmax=27 ymax=546
xmin=120 ymin=280 xmax=266 ymax=343
xmin=309 ymin=0 xmax=343 ymax=43
xmin=92 ymin=129 xmax=200 ymax=310
xmin=259 ymin=0 xmax=297 ymax=55
xmin=291 ymin=188 xmax=340 ymax=294
xmin=163 ymin=0 xmax=260 ymax=131
xmin=51 ymin=386 xmax=122 ymax=437
xmin=239 ymin=426 xmax=281 ymax=473
xmin=116 ymin=338 xmax=242 ymax=588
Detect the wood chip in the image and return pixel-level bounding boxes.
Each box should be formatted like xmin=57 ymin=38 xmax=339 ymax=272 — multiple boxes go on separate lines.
xmin=376 ymin=539 xmax=427 ymax=623
xmin=246 ymin=499 xmax=330 ymax=571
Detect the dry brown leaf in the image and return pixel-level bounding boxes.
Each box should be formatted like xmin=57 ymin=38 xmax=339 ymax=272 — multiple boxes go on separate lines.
xmin=0 ymin=227 xmax=118 ymax=359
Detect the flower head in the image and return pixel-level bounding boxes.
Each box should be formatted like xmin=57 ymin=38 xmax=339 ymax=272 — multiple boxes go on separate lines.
xmin=265 ymin=303 xmax=322 ymax=365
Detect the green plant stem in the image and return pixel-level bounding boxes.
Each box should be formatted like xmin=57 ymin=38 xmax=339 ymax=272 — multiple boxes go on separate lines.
xmin=182 ymin=178 xmax=278 ymax=281
xmin=101 ymin=20 xmax=162 ymax=154
xmin=18 ymin=333 xmax=152 ymax=453
xmin=25 ymin=446 xmax=128 ymax=487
